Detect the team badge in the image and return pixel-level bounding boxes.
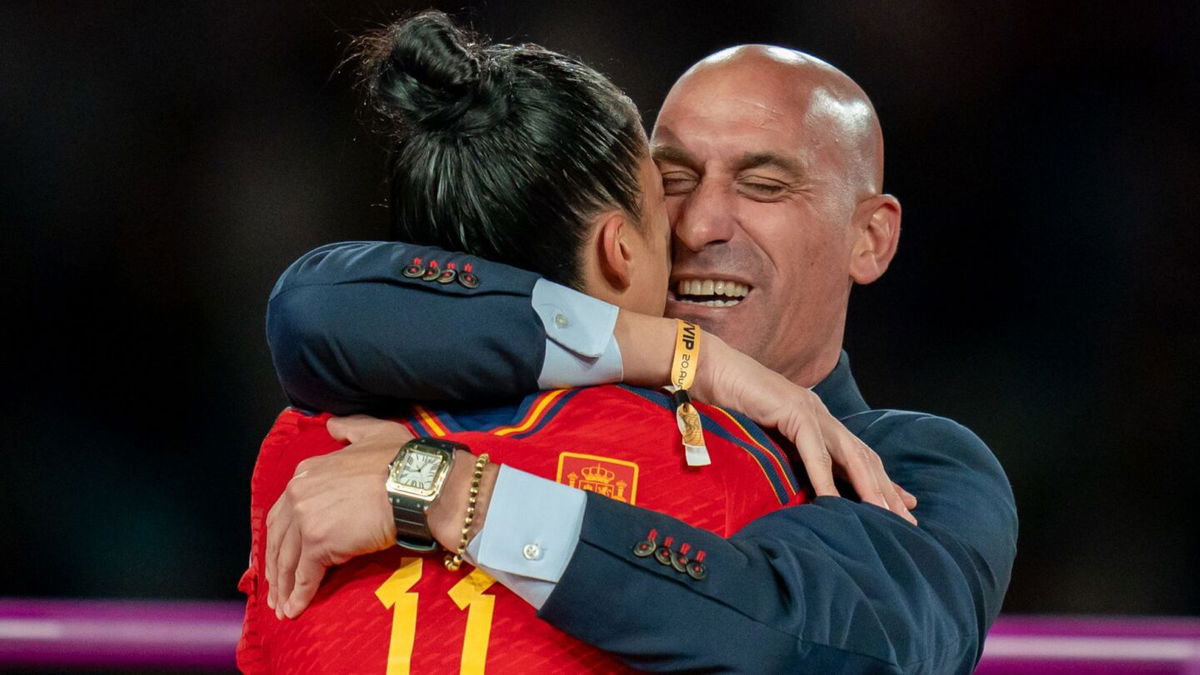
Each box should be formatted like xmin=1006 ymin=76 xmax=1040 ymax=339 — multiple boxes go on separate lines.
xmin=556 ymin=452 xmax=639 ymax=504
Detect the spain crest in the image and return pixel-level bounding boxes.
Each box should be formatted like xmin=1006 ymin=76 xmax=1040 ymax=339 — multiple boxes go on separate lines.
xmin=555 ymin=452 xmax=639 ymax=505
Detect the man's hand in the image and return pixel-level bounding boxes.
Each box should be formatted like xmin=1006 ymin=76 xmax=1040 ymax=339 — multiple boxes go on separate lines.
xmin=264 ymin=415 xmax=413 ymax=620
xmin=696 ymin=335 xmax=918 ymax=524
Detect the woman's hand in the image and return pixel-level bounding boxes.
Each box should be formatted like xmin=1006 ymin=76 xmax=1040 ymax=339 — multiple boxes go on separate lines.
xmin=693 ymin=334 xmax=918 ymax=524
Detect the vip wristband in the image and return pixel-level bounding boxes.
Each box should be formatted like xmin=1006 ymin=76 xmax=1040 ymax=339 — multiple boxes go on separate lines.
xmin=671 ymin=320 xmax=700 ymax=390
xmin=669 ymin=320 xmax=711 ymax=466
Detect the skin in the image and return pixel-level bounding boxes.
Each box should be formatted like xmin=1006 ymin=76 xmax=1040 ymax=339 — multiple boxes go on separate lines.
xmin=656 ymin=46 xmax=900 ymax=386
xmin=266 ymin=48 xmax=914 ymax=618
xmin=580 ymin=155 xmax=673 ymax=316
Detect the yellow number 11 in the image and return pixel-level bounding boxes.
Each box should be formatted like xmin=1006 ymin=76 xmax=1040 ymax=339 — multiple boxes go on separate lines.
xmin=375 ymin=558 xmax=498 ymax=675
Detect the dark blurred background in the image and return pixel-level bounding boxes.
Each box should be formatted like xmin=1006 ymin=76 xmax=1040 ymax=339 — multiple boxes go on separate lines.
xmin=3 ymin=0 xmax=1197 ymax=617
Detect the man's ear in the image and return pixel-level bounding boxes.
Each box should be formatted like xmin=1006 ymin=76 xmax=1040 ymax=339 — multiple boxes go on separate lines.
xmin=596 ymin=212 xmax=635 ymax=290
xmin=849 ymin=194 xmax=901 ymax=285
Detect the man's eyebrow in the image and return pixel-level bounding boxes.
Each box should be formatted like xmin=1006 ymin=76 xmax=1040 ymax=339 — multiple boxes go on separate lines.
xmin=650 ymin=144 xmax=698 ymax=168
xmin=736 ymin=152 xmax=802 ymax=177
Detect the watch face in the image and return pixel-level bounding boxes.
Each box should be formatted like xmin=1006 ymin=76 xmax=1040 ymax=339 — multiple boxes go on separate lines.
xmin=396 ymin=449 xmax=443 ymax=491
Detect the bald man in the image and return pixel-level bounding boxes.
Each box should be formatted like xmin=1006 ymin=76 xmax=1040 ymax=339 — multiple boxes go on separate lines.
xmin=656 ymin=46 xmax=896 ymax=386
xmin=265 ymin=46 xmax=1016 ymax=673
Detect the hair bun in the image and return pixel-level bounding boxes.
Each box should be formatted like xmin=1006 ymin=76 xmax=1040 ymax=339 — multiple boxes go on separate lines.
xmin=365 ymin=11 xmax=508 ymax=135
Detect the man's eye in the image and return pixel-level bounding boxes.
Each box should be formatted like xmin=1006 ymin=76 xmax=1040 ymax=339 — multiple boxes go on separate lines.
xmin=662 ymin=176 xmax=697 ymax=196
xmin=740 ymin=181 xmax=786 ymax=199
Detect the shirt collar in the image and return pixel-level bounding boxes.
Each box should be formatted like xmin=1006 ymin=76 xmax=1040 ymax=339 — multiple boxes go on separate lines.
xmin=812 ymin=350 xmax=870 ymax=418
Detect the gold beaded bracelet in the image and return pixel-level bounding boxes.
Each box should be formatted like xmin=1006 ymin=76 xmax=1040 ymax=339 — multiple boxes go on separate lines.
xmin=445 ymin=453 xmax=490 ymax=571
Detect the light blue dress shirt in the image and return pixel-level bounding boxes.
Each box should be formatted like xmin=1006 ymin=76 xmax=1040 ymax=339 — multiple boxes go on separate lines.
xmin=466 ymin=279 xmax=621 ymax=608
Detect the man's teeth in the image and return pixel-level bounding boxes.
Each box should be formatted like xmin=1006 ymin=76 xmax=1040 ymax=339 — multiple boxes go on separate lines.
xmin=676 ymin=279 xmax=750 ymax=306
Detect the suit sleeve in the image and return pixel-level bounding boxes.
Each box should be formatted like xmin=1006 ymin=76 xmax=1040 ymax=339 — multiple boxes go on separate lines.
xmin=538 ymin=413 xmax=1018 ymax=674
xmin=266 ymin=241 xmax=547 ymax=414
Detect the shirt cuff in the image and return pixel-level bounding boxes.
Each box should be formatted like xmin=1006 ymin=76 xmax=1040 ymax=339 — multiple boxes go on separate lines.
xmin=465 ymin=465 xmax=586 ymax=608
xmin=464 ymin=539 xmax=557 ymax=610
xmin=533 ymin=278 xmax=623 ymax=388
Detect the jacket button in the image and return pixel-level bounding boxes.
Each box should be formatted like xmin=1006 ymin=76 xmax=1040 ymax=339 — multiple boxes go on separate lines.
xmin=686 ymin=560 xmax=707 ymax=580
xmin=458 ymin=272 xmax=479 ymax=289
xmin=633 ymin=539 xmax=657 ymax=557
xmin=654 ymin=546 xmax=674 ymax=566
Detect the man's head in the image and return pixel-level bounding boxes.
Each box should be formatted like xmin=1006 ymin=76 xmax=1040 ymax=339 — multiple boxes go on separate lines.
xmin=652 ymin=45 xmax=901 ymax=385
xmin=358 ymin=11 xmax=670 ymax=315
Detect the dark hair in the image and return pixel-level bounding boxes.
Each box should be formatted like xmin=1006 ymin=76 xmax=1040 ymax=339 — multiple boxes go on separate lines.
xmin=356 ymin=11 xmax=646 ymax=289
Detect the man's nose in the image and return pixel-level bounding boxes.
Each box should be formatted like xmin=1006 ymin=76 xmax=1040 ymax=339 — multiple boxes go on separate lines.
xmin=673 ymin=181 xmax=737 ymax=252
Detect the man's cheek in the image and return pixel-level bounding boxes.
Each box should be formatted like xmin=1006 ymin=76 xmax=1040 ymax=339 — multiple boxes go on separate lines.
xmin=663 ymin=193 xmax=684 ymax=213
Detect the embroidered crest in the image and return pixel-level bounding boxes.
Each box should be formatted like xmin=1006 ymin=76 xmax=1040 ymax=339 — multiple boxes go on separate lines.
xmin=556 ymin=452 xmax=639 ymax=505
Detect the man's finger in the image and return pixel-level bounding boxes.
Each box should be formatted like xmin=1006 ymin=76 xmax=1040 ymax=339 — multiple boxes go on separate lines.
xmin=274 ymin=521 xmax=302 ymax=620
xmin=325 ymin=416 xmax=358 ymax=443
xmin=283 ymin=557 xmax=328 ymax=619
xmin=328 ymin=415 xmax=415 ymax=447
xmin=327 ymin=414 xmax=393 ymax=444
xmin=897 ymin=483 xmax=918 ymax=510
xmin=264 ymin=497 xmax=292 ymax=611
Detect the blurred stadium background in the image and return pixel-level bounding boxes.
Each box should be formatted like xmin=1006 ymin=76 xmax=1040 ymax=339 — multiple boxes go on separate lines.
xmin=3 ymin=0 xmax=1198 ymax=670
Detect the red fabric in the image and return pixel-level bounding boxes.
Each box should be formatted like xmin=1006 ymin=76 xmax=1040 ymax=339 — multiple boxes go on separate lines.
xmin=238 ymin=386 xmax=806 ymax=673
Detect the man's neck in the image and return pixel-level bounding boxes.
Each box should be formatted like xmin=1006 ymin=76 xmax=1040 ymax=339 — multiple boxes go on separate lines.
xmin=787 ymin=346 xmax=843 ymax=389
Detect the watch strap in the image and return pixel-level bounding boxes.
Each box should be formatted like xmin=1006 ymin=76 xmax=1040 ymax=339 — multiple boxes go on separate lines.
xmin=390 ymin=493 xmax=438 ymax=551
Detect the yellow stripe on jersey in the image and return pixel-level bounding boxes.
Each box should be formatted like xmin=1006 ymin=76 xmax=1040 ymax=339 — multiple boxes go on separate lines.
xmin=708 ymin=406 xmax=797 ymax=497
xmin=492 ymin=389 xmax=568 ymax=436
xmin=414 ymin=406 xmax=448 ymax=437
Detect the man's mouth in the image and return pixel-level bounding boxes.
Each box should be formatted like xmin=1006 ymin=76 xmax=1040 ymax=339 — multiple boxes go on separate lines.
xmin=673 ymin=278 xmax=751 ymax=307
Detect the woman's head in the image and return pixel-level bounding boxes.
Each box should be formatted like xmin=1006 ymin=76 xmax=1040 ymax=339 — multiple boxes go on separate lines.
xmin=357 ymin=11 xmax=669 ymax=309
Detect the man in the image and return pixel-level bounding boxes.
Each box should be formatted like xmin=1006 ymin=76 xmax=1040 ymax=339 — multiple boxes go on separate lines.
xmin=267 ymin=45 xmax=1017 ymax=672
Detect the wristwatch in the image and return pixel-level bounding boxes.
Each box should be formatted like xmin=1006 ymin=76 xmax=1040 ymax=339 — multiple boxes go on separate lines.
xmin=385 ymin=438 xmax=466 ymax=550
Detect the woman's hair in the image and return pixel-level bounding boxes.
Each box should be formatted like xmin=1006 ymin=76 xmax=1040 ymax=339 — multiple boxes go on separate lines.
xmin=356 ymin=11 xmax=646 ymax=289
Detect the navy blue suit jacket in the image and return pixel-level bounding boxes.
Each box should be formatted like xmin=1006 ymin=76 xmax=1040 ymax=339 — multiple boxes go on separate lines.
xmin=267 ymin=241 xmax=1018 ymax=673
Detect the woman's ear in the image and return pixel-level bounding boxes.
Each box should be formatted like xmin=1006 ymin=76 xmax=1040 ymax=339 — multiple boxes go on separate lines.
xmin=595 ymin=212 xmax=635 ymax=290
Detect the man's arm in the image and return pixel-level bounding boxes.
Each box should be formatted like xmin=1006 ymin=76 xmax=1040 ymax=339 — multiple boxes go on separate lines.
xmin=536 ymin=414 xmax=1016 ymax=673
xmin=267 ymin=241 xmax=622 ymax=413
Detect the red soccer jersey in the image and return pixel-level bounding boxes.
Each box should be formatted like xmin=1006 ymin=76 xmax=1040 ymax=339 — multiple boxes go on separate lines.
xmin=238 ymin=385 xmax=807 ymax=674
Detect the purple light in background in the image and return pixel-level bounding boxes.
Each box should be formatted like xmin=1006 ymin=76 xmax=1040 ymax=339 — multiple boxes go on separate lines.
xmin=0 ymin=598 xmax=242 ymax=670
xmin=2 ymin=599 xmax=1199 ymax=673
